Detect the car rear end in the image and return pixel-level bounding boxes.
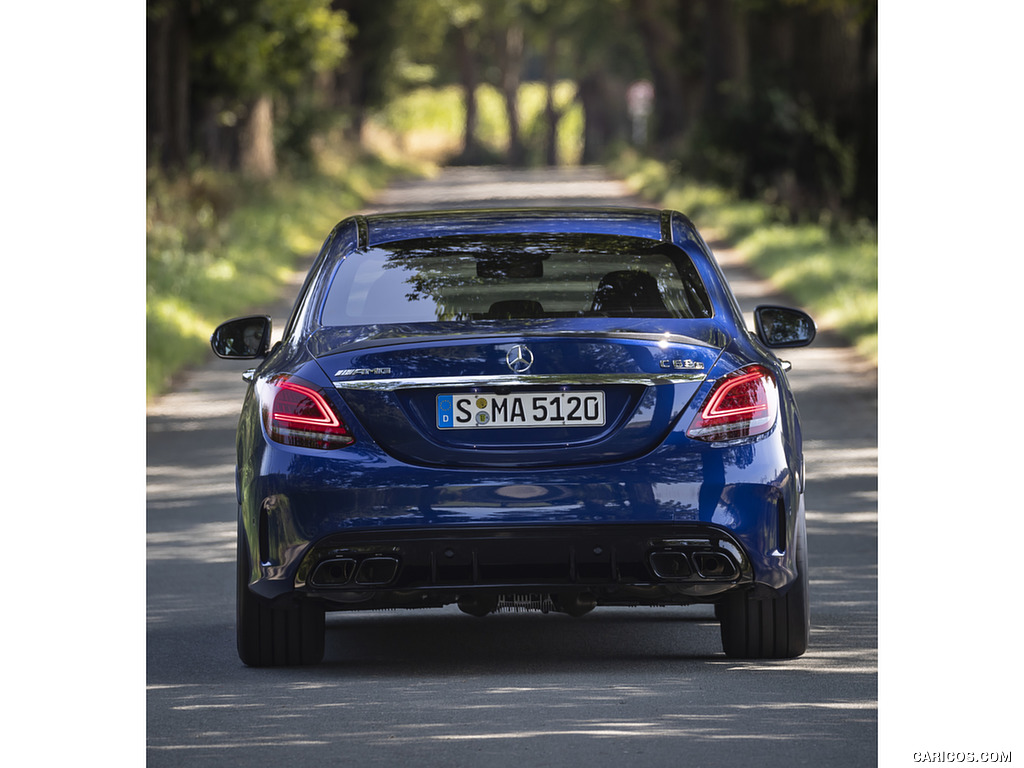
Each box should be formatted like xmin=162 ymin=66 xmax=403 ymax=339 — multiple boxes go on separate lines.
xmin=238 ymin=219 xmax=804 ymax=622
xmin=220 ymin=208 xmax=812 ymax=664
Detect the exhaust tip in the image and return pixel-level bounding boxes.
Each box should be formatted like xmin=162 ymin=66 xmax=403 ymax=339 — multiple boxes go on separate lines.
xmin=310 ymin=558 xmax=357 ymax=586
xmin=649 ymin=551 xmax=693 ymax=580
xmin=692 ymin=552 xmax=738 ymax=580
xmin=649 ymin=549 xmax=740 ymax=581
xmin=354 ymin=556 xmax=400 ymax=585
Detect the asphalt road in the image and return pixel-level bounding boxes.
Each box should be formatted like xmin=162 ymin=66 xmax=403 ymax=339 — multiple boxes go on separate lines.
xmin=147 ymin=166 xmax=878 ymax=766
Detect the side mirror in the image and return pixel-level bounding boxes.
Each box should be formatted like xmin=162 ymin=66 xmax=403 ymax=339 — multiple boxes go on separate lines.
xmin=754 ymin=305 xmax=816 ymax=348
xmin=211 ymin=315 xmax=272 ymax=359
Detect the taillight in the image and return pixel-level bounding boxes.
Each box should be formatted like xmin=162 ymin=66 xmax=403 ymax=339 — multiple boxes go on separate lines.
xmin=259 ymin=376 xmax=354 ymax=450
xmin=686 ymin=364 xmax=778 ymax=442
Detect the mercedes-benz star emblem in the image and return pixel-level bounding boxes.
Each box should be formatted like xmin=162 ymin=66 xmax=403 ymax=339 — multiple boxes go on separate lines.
xmin=506 ymin=344 xmax=534 ymax=374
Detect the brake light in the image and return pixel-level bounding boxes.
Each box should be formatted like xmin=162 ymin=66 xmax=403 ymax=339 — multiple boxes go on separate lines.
xmin=686 ymin=364 xmax=778 ymax=441
xmin=259 ymin=376 xmax=354 ymax=450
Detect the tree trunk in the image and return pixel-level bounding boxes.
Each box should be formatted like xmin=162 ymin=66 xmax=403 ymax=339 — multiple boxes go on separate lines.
xmin=334 ymin=49 xmax=366 ymax=142
xmin=454 ymin=25 xmax=482 ymax=163
xmin=500 ymin=25 xmax=525 ymax=166
xmin=702 ymin=0 xmax=748 ymax=121
xmin=632 ymin=0 xmax=688 ymax=147
xmin=171 ymin=6 xmax=189 ymax=167
xmin=147 ymin=0 xmax=190 ymax=169
xmin=578 ymin=71 xmax=627 ymax=164
xmin=853 ymin=8 xmax=877 ymax=219
xmin=578 ymin=74 xmax=604 ymax=164
xmin=148 ymin=8 xmax=170 ymax=165
xmin=240 ymin=96 xmax=277 ymax=179
xmin=543 ymin=35 xmax=560 ymax=166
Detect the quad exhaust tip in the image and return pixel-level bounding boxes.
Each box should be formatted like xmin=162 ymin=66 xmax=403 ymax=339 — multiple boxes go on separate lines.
xmin=310 ymin=556 xmax=400 ymax=587
xmin=648 ymin=550 xmax=738 ymax=581
xmin=355 ymin=556 xmax=400 ymax=585
xmin=692 ymin=552 xmax=738 ymax=580
xmin=649 ymin=551 xmax=692 ymax=579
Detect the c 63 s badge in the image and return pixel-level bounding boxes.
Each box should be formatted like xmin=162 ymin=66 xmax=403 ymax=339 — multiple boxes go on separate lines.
xmin=660 ymin=359 xmax=704 ymax=370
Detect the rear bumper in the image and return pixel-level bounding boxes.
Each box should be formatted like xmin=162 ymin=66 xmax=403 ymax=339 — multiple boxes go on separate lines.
xmin=241 ymin=425 xmax=803 ymax=607
xmin=251 ymin=522 xmax=761 ymax=610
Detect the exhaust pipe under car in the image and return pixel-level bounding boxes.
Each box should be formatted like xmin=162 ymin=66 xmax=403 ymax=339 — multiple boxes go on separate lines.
xmin=458 ymin=595 xmax=498 ymax=617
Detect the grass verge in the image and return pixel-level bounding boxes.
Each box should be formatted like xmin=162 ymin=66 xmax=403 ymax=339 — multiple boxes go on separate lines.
xmin=609 ymin=150 xmax=877 ymax=363
xmin=146 ymin=142 xmax=421 ymax=400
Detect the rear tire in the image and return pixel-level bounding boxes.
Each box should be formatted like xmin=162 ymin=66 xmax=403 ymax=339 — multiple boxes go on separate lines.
xmin=719 ymin=518 xmax=809 ymax=659
xmin=237 ymin=528 xmax=325 ymax=667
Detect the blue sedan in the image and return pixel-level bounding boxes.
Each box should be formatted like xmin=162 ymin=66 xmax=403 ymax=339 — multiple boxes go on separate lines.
xmin=211 ymin=207 xmax=816 ymax=666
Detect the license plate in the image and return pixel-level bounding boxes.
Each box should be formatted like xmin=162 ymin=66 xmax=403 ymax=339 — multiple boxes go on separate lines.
xmin=437 ymin=391 xmax=605 ymax=429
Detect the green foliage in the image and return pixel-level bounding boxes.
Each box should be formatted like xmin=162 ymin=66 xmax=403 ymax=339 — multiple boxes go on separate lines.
xmin=517 ymin=82 xmax=584 ymax=165
xmin=146 ymin=142 xmax=416 ymax=399
xmin=556 ymin=94 xmax=585 ymax=168
xmin=148 ymin=0 xmax=354 ymax=173
xmin=689 ymin=83 xmax=859 ymax=219
xmin=378 ymin=86 xmax=466 ymax=142
xmin=611 ymin=150 xmax=877 ymax=362
xmin=192 ymin=0 xmax=352 ymax=101
xmin=371 ymin=82 xmax=583 ymax=165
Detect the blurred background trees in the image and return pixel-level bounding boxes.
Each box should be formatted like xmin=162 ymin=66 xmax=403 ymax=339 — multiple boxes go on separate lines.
xmin=147 ymin=0 xmax=876 ymax=222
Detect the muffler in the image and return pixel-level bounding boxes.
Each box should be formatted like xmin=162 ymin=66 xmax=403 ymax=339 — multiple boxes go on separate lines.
xmin=458 ymin=595 xmax=498 ymax=617
xmin=557 ymin=592 xmax=597 ymax=617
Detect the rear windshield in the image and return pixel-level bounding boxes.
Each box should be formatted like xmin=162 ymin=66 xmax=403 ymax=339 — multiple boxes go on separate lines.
xmin=319 ymin=234 xmax=712 ymax=326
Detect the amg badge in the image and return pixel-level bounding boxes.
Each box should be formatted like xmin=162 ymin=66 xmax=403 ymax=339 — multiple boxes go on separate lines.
xmin=334 ymin=367 xmax=392 ymax=377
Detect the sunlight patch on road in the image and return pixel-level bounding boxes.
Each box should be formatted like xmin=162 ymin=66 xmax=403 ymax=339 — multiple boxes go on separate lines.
xmin=717 ymin=645 xmax=877 ymax=675
xmin=149 ymin=740 xmax=331 ymax=750
xmin=419 ymin=725 xmax=797 ymax=742
xmin=804 ymin=443 xmax=877 ymax=479
xmin=147 ymin=521 xmax=235 ymax=563
xmin=147 ymin=391 xmax=241 ymax=418
xmin=147 ymin=463 xmax=235 ymax=501
xmin=807 ymin=510 xmax=877 ymax=523
xmin=701 ymin=701 xmax=876 ymax=713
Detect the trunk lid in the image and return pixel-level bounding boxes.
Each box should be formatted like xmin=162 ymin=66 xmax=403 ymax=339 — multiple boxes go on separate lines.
xmin=311 ymin=321 xmax=726 ymax=468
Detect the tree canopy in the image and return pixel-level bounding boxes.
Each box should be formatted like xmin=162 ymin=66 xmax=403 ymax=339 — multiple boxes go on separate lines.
xmin=147 ymin=0 xmax=876 ymax=220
